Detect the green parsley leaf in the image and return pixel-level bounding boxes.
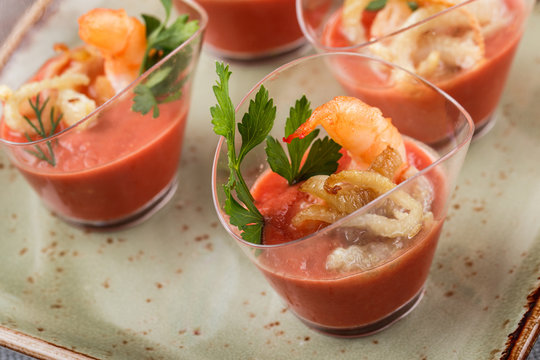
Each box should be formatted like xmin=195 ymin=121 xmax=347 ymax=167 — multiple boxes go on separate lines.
xmin=132 ymin=85 xmax=159 ymax=118
xmin=144 ymin=67 xmax=173 ymax=88
xmin=149 ymin=15 xmax=199 ymax=54
xmin=141 ymin=14 xmax=161 ymax=37
xmin=238 ymin=87 xmax=276 ymax=163
xmin=224 ymin=187 xmax=264 ymax=245
xmin=407 ymin=1 xmax=419 ymax=10
xmin=366 ymin=0 xmax=386 ymax=11
xmin=132 ymin=1 xmax=199 ymax=118
xmin=365 ymin=0 xmax=417 ymax=11
xmin=160 ymin=0 xmax=172 ymax=22
xmin=211 ymin=62 xmax=273 ymax=244
xmin=211 ymin=62 xmax=236 ymax=183
xmin=266 ymin=96 xmax=342 ymax=185
xmin=265 ymin=137 xmax=293 ymax=181
xmin=284 ymin=96 xmax=318 ymax=180
xmin=296 ymin=137 xmax=342 ymax=181
xmin=140 ymin=12 xmax=198 ymax=73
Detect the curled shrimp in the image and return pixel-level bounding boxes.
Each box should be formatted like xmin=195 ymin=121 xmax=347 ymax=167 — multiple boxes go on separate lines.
xmin=78 ymin=8 xmax=147 ymax=92
xmin=284 ymin=96 xmax=407 ymax=174
xmin=283 ymin=97 xmax=432 ymax=250
xmin=341 ymin=0 xmax=488 ymax=81
xmin=370 ymin=1 xmax=485 ymax=81
xmin=459 ymin=0 xmax=510 ymax=37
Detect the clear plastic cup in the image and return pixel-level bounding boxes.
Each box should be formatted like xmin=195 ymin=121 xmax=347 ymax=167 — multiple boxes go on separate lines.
xmin=212 ymin=52 xmax=474 ymax=337
xmin=0 ymin=0 xmax=208 ymax=229
xmin=297 ymin=0 xmax=533 ymax=136
xmin=188 ymin=0 xmax=305 ymax=59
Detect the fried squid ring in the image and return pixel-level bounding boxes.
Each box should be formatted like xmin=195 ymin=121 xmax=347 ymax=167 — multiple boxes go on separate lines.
xmin=293 ymin=170 xmax=426 ymax=239
xmin=0 ymin=73 xmax=90 ymax=134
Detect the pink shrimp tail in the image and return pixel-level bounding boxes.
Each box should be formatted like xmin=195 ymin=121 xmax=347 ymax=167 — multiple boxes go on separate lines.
xmin=283 ymin=130 xmax=307 ymax=143
xmin=283 ymin=104 xmax=332 ymax=143
xmin=283 ymin=120 xmax=317 ymax=143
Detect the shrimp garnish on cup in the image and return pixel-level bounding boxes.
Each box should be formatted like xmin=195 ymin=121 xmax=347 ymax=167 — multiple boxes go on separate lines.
xmin=78 ymin=8 xmax=147 ymax=92
xmin=285 ymin=96 xmax=408 ymax=179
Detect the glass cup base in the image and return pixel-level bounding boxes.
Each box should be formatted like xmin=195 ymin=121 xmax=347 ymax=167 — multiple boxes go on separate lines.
xmin=203 ymin=37 xmax=307 ymax=61
xmin=472 ymin=112 xmax=498 ymax=140
xmin=293 ymin=288 xmax=425 ymax=338
xmin=53 ymin=175 xmax=179 ymax=231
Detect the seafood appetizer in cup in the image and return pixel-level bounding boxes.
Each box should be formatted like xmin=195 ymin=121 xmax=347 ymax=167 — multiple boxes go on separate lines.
xmin=211 ymin=53 xmax=473 ymax=336
xmin=0 ymin=0 xmax=207 ymax=228
xmin=187 ymin=0 xmax=304 ymax=59
xmin=298 ymin=0 xmax=532 ymax=134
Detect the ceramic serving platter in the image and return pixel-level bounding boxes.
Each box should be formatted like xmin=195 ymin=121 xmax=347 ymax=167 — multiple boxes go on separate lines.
xmin=0 ymin=1 xmax=539 ymax=359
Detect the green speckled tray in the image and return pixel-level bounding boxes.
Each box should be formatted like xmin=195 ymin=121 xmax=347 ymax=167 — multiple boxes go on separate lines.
xmin=0 ymin=1 xmax=539 ymax=359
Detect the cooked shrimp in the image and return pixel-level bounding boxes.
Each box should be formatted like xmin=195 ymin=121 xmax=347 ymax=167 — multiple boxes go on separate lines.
xmin=342 ymin=0 xmax=487 ymax=81
xmin=371 ymin=3 xmax=484 ymax=81
xmin=283 ymin=97 xmax=432 ymax=247
xmin=284 ymin=96 xmax=407 ymax=174
xmin=446 ymin=0 xmax=510 ymax=37
xmin=78 ymin=8 xmax=147 ymax=92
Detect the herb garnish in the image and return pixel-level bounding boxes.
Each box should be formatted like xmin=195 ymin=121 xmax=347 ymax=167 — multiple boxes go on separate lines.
xmin=211 ymin=63 xmax=344 ymax=244
xmin=266 ymin=96 xmax=342 ymax=185
xmin=211 ymin=62 xmax=275 ymax=244
xmin=23 ymin=94 xmax=62 ymax=166
xmin=366 ymin=0 xmax=418 ymax=11
xmin=132 ymin=0 xmax=199 ymax=118
xmin=366 ymin=0 xmax=387 ymax=11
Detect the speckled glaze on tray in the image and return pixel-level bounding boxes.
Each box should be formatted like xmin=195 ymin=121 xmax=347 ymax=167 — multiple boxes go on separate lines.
xmin=0 ymin=1 xmax=539 ymax=359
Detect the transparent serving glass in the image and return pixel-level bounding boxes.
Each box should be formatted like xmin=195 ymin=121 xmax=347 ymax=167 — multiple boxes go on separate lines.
xmin=212 ymin=52 xmax=474 ymax=337
xmin=297 ymin=0 xmax=533 ymax=136
xmin=0 ymin=0 xmax=207 ymax=229
xmin=187 ymin=0 xmax=305 ymax=60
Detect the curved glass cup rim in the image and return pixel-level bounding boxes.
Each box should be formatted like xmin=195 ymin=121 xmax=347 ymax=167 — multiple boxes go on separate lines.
xmin=296 ymin=0 xmax=484 ymax=52
xmin=0 ymin=0 xmax=209 ymax=148
xmin=211 ymin=51 xmax=474 ymax=250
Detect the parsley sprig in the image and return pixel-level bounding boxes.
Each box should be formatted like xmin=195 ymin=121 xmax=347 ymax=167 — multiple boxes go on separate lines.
xmin=211 ymin=63 xmax=345 ymax=244
xmin=23 ymin=94 xmax=62 ymax=166
xmin=132 ymin=0 xmax=199 ymax=118
xmin=211 ymin=63 xmax=275 ymax=244
xmin=265 ymin=96 xmax=342 ymax=185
